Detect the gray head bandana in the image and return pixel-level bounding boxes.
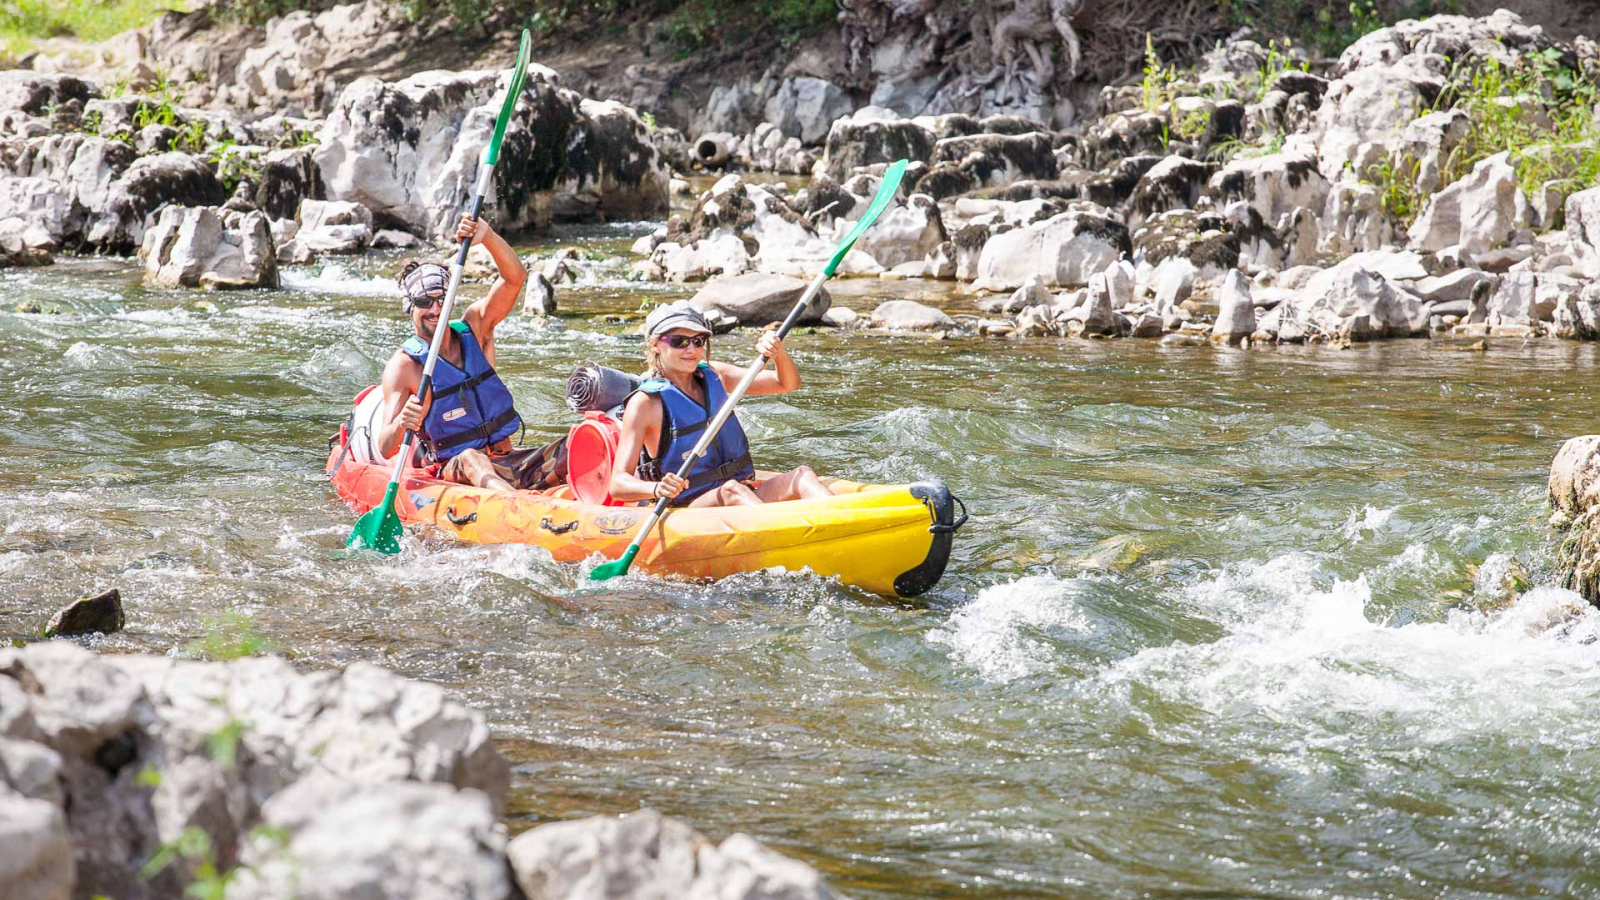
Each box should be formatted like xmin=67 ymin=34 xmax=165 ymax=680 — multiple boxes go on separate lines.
xmin=400 ymin=263 xmax=450 ymax=313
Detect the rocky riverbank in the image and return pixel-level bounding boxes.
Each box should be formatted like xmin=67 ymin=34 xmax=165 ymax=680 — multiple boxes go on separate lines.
xmin=7 ymin=6 xmax=1600 ymax=347
xmin=0 ymin=641 xmax=842 ymax=900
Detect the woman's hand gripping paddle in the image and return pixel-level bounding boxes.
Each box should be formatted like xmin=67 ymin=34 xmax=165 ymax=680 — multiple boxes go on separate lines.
xmin=347 ymin=30 xmax=532 ymax=554
xmin=589 ymin=158 xmax=910 ymax=581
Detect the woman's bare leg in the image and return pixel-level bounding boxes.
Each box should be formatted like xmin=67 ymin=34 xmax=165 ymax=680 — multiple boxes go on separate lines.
xmin=686 ymin=479 xmax=763 ymax=507
xmin=754 ymin=466 xmax=832 ymax=502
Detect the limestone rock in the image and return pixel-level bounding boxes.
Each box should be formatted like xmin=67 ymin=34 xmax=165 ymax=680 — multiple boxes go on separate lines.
xmin=1408 ymin=152 xmax=1527 ymax=256
xmin=507 ymin=809 xmax=842 ymax=900
xmin=140 ymin=206 xmax=279 ymax=291
xmin=1129 ymin=156 xmax=1208 ymax=230
xmin=524 ymin=272 xmax=556 ymax=316
xmin=316 ymin=69 xmax=667 ymax=241
xmin=971 ymin=210 xmax=1129 ymax=291
xmin=228 ymin=778 xmax=513 ymax=900
xmin=764 ymin=77 xmax=853 ymax=145
xmin=871 ymin=299 xmax=953 ymax=331
xmin=1211 ymin=270 xmax=1256 ymax=343
xmin=0 ymin=789 xmax=73 ymax=900
xmin=689 ymin=272 xmax=831 ymax=326
xmin=295 ymin=199 xmax=373 ymax=255
xmin=821 ymin=118 xmax=936 ymax=180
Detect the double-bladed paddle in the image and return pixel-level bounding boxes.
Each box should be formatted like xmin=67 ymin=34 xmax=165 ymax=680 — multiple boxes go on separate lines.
xmin=348 ymin=29 xmax=532 ymax=554
xmin=590 ymin=158 xmax=911 ymax=581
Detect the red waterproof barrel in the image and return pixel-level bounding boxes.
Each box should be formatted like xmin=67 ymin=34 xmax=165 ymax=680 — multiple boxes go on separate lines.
xmin=566 ymin=411 xmax=625 ymax=506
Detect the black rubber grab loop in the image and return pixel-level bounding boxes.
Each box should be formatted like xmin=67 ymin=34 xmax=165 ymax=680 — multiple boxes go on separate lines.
xmin=445 ymin=506 xmax=477 ymax=526
xmin=930 ymin=494 xmax=968 ymax=534
xmin=541 ymin=517 xmax=578 ymax=534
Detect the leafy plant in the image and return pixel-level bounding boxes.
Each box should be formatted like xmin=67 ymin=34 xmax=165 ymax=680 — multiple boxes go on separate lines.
xmin=1359 ymin=154 xmax=1425 ymax=225
xmin=1174 ymin=108 xmax=1211 ymax=141
xmin=1434 ymin=49 xmax=1600 ymax=205
xmin=1209 ymin=129 xmax=1286 ymax=162
xmin=170 ymin=119 xmax=208 ymax=154
xmin=140 ymin=822 xmax=290 ymax=900
xmin=639 ymin=110 xmax=656 ymax=131
xmin=184 ymin=610 xmax=274 ymax=661
xmin=1140 ymin=33 xmax=1175 ymax=115
xmin=132 ymin=69 xmax=180 ymax=131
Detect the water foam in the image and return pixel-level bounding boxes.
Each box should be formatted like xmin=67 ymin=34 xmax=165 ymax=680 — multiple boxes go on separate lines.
xmin=282 ymin=263 xmax=394 ymax=295
xmin=1107 ymin=553 xmax=1600 ymax=746
xmin=928 ymin=574 xmax=1092 ymax=682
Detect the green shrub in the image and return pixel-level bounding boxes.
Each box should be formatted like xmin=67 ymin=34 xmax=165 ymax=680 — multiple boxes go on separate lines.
xmin=1437 ymin=48 xmax=1600 ymax=200
xmin=0 ymin=0 xmax=188 ymax=57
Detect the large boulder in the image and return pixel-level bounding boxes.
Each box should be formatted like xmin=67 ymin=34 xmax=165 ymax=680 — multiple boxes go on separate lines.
xmin=228 ymin=777 xmax=513 ymax=900
xmin=930 ymin=132 xmax=1058 ymax=190
xmin=1211 ymin=270 xmax=1257 ymax=343
xmin=0 ymin=783 xmax=73 ymax=900
xmin=295 ymin=198 xmax=373 ymax=255
xmin=0 ymin=72 xmax=97 ymax=116
xmin=0 ymin=218 xmax=54 ymax=267
xmin=871 ymin=299 xmax=954 ymax=331
xmin=233 ymin=1 xmax=415 ymax=113
xmin=0 ymin=643 xmax=510 ymax=900
xmin=851 ymin=192 xmax=945 ymax=268
xmin=0 ymin=134 xmax=137 ymax=251
xmin=764 ymin=77 xmax=853 ymax=145
xmin=1266 ymin=266 xmax=1427 ymax=341
xmin=139 ymin=206 xmax=279 ymax=290
xmin=95 ymin=152 xmax=227 ymax=253
xmin=689 ymin=272 xmax=831 ymax=326
xmin=507 ymin=809 xmax=843 ymax=900
xmin=1566 ymin=187 xmax=1600 ymax=278
xmin=821 ymin=118 xmax=937 ymax=180
xmin=255 ymin=146 xmax=324 ymax=222
xmin=1129 ymin=156 xmax=1209 ymax=230
xmin=315 ymin=69 xmax=668 ymax=240
xmin=1407 ymin=152 xmax=1527 ymax=256
xmin=971 ymin=209 xmax=1130 ymax=291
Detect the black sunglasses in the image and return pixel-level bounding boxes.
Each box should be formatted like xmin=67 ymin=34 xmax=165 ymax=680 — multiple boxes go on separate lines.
xmin=410 ymin=292 xmax=445 ymax=310
xmin=661 ymin=334 xmax=708 ymax=349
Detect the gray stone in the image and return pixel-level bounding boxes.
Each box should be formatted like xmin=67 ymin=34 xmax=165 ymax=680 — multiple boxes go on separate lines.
xmin=870 ymin=299 xmax=954 ymax=331
xmin=1408 ymin=152 xmax=1527 ymax=256
xmin=1568 ymin=187 xmax=1600 ymax=278
xmin=525 ymin=273 xmax=556 ymax=317
xmin=1404 ymin=268 xmax=1493 ymax=303
xmin=0 ymin=789 xmax=73 ymax=900
xmin=764 ymin=77 xmax=853 ymax=145
xmin=43 ymin=589 xmax=124 ymax=638
xmin=689 ymin=272 xmax=831 ymax=326
xmin=1212 ymin=270 xmax=1257 ymax=343
xmin=229 ymin=777 xmax=512 ymax=900
xmin=971 ymin=210 xmax=1128 ymax=291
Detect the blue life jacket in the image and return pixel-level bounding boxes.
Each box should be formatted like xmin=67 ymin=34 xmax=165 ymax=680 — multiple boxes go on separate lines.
xmin=402 ymin=320 xmax=521 ymax=461
xmin=636 ymin=364 xmax=754 ymax=505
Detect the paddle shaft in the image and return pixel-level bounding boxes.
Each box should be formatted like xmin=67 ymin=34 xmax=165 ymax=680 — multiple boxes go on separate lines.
xmin=383 ymin=164 xmax=496 ymax=486
xmin=613 ymin=269 xmax=827 ymax=553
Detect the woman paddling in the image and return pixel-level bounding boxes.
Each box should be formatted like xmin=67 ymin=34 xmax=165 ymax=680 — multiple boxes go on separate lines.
xmin=608 ymin=301 xmax=834 ymax=507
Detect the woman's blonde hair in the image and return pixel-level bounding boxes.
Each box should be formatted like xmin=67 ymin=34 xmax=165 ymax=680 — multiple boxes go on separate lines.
xmin=645 ymin=334 xmax=709 ymax=377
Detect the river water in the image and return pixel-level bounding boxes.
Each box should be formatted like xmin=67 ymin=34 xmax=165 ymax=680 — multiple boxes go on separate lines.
xmin=3 ymin=213 xmax=1599 ymax=898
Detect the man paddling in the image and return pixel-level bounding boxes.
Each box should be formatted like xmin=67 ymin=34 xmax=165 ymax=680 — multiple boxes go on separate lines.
xmin=376 ymin=213 xmax=561 ymax=491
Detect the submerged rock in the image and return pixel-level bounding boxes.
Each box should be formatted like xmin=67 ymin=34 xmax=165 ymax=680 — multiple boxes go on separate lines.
xmin=689 ymin=272 xmax=830 ymax=327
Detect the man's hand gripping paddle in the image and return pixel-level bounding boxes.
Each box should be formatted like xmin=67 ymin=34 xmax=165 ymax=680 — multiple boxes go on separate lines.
xmin=347 ymin=30 xmax=532 ymax=554
xmin=589 ymin=158 xmax=911 ymax=581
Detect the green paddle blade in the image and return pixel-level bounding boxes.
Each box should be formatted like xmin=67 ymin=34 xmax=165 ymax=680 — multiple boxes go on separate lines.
xmin=347 ymin=482 xmax=404 ymax=554
xmin=485 ymin=29 xmax=531 ymax=167
xmin=589 ymin=543 xmax=640 ymax=582
xmin=824 ymin=158 xmax=909 ymax=276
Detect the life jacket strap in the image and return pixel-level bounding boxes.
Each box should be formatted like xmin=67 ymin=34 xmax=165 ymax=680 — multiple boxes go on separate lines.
xmin=425 ymin=407 xmax=522 ymax=455
xmin=685 ymin=452 xmax=754 ymax=490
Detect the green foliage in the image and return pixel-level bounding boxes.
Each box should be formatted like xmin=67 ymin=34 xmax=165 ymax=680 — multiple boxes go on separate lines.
xmin=667 ymin=0 xmax=836 ymax=54
xmin=139 ymin=824 xmax=289 ymax=900
xmin=184 ymin=610 xmax=274 ymax=661
xmin=1435 ymin=49 xmax=1600 ymax=203
xmin=81 ymin=109 xmax=104 ymax=136
xmin=211 ymin=140 xmax=264 ymax=195
xmin=1208 ymin=129 xmax=1286 ymax=162
xmin=1221 ymin=0 xmax=1454 ymax=58
xmin=639 ymin=110 xmax=656 ymax=130
xmin=1174 ymin=108 xmax=1211 ymax=141
xmin=0 ymin=0 xmax=187 ymax=57
xmin=132 ymin=70 xmax=180 ymax=131
xmin=1249 ymin=39 xmax=1309 ymax=102
xmin=170 ymin=119 xmax=208 ymax=154
xmin=206 ymin=718 xmax=246 ymax=769
xmin=1140 ymin=33 xmax=1176 ymax=115
xmin=1358 ymin=153 xmax=1424 ymax=224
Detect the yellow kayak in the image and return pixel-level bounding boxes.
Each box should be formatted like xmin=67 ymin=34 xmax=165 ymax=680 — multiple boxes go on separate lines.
xmin=326 ymin=441 xmax=966 ymax=598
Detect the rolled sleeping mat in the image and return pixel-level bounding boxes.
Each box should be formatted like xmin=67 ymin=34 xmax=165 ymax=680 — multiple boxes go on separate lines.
xmin=566 ymin=362 xmax=642 ymax=413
